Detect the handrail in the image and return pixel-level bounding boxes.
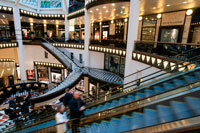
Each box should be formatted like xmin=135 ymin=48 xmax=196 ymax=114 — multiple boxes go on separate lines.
xmin=82 ymin=53 xmax=200 ymax=106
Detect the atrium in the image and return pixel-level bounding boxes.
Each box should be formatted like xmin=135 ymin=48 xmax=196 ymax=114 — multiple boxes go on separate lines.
xmin=0 ymin=0 xmax=200 ymax=132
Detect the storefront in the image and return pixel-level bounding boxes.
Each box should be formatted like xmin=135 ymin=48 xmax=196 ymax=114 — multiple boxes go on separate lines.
xmin=158 ymin=11 xmax=186 ymax=43
xmin=141 ymin=16 xmax=157 ymax=41
xmin=104 ymin=54 xmax=125 ymax=76
xmin=34 ymin=62 xmax=68 ymax=83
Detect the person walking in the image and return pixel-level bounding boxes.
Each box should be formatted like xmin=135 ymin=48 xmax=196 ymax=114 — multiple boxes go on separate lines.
xmin=55 ymin=104 xmax=69 ymax=133
xmin=63 ymin=88 xmax=73 ymax=107
xmin=69 ymin=91 xmax=86 ymax=133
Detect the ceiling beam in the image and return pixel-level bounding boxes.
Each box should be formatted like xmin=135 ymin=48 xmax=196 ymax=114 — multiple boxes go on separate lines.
xmin=15 ymin=0 xmax=20 ymax=5
xmin=37 ymin=0 xmax=41 ymax=12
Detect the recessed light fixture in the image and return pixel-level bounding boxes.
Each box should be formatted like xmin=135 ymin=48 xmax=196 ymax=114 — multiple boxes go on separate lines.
xmin=183 ymin=1 xmax=188 ymax=4
xmin=106 ymin=10 xmax=109 ymax=13
xmin=113 ymin=8 xmax=116 ymax=11
xmin=2 ymin=15 xmax=5 ymax=18
xmin=157 ymin=13 xmax=162 ymax=19
xmin=96 ymin=8 xmax=99 ymax=11
xmin=186 ymin=9 xmax=193 ymax=16
xmin=153 ymin=7 xmax=156 ymax=9
xmin=103 ymin=6 xmax=106 ymax=8
xmin=112 ymin=3 xmax=115 ymax=6
xmin=90 ymin=10 xmax=93 ymax=13
xmin=166 ymin=4 xmax=171 ymax=7
xmin=139 ymin=16 xmax=143 ymax=20
xmin=122 ymin=6 xmax=125 ymax=9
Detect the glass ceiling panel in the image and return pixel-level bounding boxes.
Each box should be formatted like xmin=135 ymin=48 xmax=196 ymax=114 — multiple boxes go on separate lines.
xmin=40 ymin=0 xmax=62 ymax=8
xmin=19 ymin=0 xmax=62 ymax=9
xmin=20 ymin=0 xmax=38 ymax=8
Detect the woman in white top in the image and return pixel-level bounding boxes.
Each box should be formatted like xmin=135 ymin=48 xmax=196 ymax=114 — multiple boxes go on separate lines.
xmin=55 ymin=104 xmax=69 ymax=133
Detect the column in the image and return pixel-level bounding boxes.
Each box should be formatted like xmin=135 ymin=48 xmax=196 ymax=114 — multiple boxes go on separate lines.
xmin=137 ymin=20 xmax=142 ymax=41
xmin=65 ymin=15 xmax=69 ymax=41
xmin=84 ymin=9 xmax=91 ymax=67
xmin=56 ymin=25 xmax=59 ymax=37
xmin=30 ymin=23 xmax=34 ymax=39
xmin=182 ymin=15 xmax=192 ymax=43
xmin=13 ymin=6 xmax=27 ymax=82
xmin=84 ymin=77 xmax=89 ymax=97
xmin=124 ymin=19 xmax=128 ymax=42
xmin=96 ymin=82 xmax=100 ymax=99
xmin=155 ymin=19 xmax=161 ymax=42
xmin=99 ymin=22 xmax=102 ymax=42
xmin=44 ymin=24 xmax=47 ymax=38
xmin=124 ymin=0 xmax=140 ymax=83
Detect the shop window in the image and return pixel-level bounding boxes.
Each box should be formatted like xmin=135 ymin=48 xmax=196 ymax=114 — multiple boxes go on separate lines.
xmin=104 ymin=54 xmax=125 ymax=76
xmin=79 ymin=54 xmax=83 ymax=63
xmin=37 ymin=66 xmax=49 ymax=81
xmin=160 ymin=29 xmax=179 ymax=43
xmin=141 ymin=19 xmax=156 ymax=41
xmin=44 ymin=51 xmax=48 ymax=58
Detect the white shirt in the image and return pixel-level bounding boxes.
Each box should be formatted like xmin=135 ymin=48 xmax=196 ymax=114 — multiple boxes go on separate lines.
xmin=55 ymin=112 xmax=68 ymax=133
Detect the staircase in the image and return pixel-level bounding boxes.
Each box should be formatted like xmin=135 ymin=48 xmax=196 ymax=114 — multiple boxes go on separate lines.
xmin=30 ymin=41 xmax=123 ymax=104
xmin=84 ymin=67 xmax=200 ymax=115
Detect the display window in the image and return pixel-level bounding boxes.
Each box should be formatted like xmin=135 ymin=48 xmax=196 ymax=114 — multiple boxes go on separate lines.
xmin=104 ymin=54 xmax=125 ymax=76
xmin=51 ymin=68 xmax=62 ymax=83
xmin=26 ymin=70 xmax=35 ymax=80
xmin=37 ymin=66 xmax=49 ymax=81
xmin=160 ymin=28 xmax=179 ymax=43
xmin=141 ymin=19 xmax=157 ymax=41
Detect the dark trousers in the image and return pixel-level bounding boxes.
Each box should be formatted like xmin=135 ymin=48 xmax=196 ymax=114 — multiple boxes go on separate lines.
xmin=72 ymin=119 xmax=80 ymax=133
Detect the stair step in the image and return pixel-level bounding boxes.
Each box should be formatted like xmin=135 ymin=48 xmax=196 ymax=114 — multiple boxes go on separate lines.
xmin=185 ymin=97 xmax=200 ymax=115
xmin=135 ymin=92 xmax=145 ymax=100
xmin=131 ymin=112 xmax=144 ymax=129
xmin=153 ymin=86 xmax=164 ymax=93
xmin=157 ymin=105 xmax=175 ymax=123
xmin=144 ymin=108 xmax=159 ymax=126
xmin=163 ymin=83 xmax=174 ymax=91
xmin=118 ymin=115 xmax=132 ymax=132
xmin=170 ymin=101 xmax=192 ymax=119
xmin=144 ymin=89 xmax=154 ymax=97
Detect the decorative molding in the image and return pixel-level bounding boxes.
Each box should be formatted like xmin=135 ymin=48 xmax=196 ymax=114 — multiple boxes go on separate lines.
xmin=89 ymin=45 xmax=126 ymax=56
xmin=0 ymin=42 xmax=18 ymax=49
xmin=34 ymin=61 xmax=65 ymax=68
xmin=67 ymin=8 xmax=85 ymax=20
xmin=52 ymin=43 xmax=84 ymax=49
xmin=0 ymin=5 xmax=13 ymax=14
xmin=20 ymin=9 xmax=65 ymax=19
xmin=0 ymin=58 xmax=15 ymax=62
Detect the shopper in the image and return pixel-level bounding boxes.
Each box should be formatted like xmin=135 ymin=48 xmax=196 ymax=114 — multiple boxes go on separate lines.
xmin=55 ymin=104 xmax=69 ymax=133
xmin=69 ymin=91 xmax=86 ymax=133
xmin=63 ymin=88 xmax=73 ymax=107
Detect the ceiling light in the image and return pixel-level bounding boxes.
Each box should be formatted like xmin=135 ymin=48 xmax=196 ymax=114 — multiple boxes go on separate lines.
xmin=124 ymin=18 xmax=128 ymax=22
xmin=157 ymin=13 xmax=162 ymax=19
xmin=153 ymin=7 xmax=156 ymax=9
xmin=113 ymin=8 xmax=116 ymax=11
xmin=111 ymin=20 xmax=114 ymax=24
xmin=90 ymin=10 xmax=93 ymax=13
xmin=183 ymin=1 xmax=188 ymax=4
xmin=139 ymin=16 xmax=143 ymax=20
xmin=99 ymin=12 xmax=102 ymax=14
xmin=112 ymin=3 xmax=115 ymax=6
xmin=96 ymin=8 xmax=99 ymax=11
xmin=166 ymin=4 xmax=171 ymax=7
xmin=105 ymin=10 xmax=109 ymax=13
xmin=186 ymin=9 xmax=193 ymax=16
xmin=103 ymin=6 xmax=106 ymax=9
xmin=122 ymin=6 xmax=125 ymax=9
xmin=116 ymin=14 xmax=119 ymax=16
xmin=2 ymin=15 xmax=5 ymax=18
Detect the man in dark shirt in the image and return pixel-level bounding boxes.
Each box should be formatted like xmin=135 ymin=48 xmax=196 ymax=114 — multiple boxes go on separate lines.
xmin=69 ymin=91 xmax=86 ymax=133
xmin=63 ymin=88 xmax=73 ymax=107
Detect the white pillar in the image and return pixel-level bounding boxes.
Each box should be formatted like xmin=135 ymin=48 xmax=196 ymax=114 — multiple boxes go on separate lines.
xmin=124 ymin=21 xmax=128 ymax=42
xmin=65 ymin=14 xmax=69 ymax=41
xmin=124 ymin=0 xmax=140 ymax=83
xmin=56 ymin=25 xmax=59 ymax=37
xmin=30 ymin=23 xmax=34 ymax=39
xmin=84 ymin=77 xmax=89 ymax=97
xmin=13 ymin=6 xmax=27 ymax=82
xmin=137 ymin=20 xmax=142 ymax=41
xmin=182 ymin=15 xmax=192 ymax=43
xmin=99 ymin=22 xmax=102 ymax=42
xmin=44 ymin=24 xmax=47 ymax=38
xmin=84 ymin=9 xmax=91 ymax=67
xmin=155 ymin=19 xmax=161 ymax=42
